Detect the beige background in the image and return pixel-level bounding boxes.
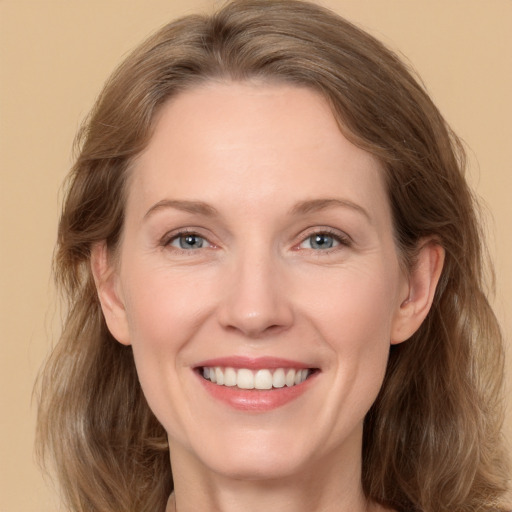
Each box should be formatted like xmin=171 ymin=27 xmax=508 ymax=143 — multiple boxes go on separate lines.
xmin=1 ymin=0 xmax=511 ymax=510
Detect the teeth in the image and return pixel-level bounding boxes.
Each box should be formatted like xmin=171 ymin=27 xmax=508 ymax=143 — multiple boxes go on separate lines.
xmin=224 ymin=367 xmax=237 ymax=387
xmin=201 ymin=366 xmax=311 ymax=389
xmin=237 ymin=368 xmax=254 ymax=389
xmin=272 ymin=368 xmax=285 ymax=388
xmin=254 ymin=369 xmax=273 ymax=389
xmin=285 ymin=369 xmax=296 ymax=387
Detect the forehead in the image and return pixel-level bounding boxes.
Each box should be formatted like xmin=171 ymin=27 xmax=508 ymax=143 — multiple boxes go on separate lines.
xmin=127 ymin=81 xmax=389 ymax=224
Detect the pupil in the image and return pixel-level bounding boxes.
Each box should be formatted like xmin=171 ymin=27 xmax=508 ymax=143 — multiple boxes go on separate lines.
xmin=180 ymin=234 xmax=203 ymax=249
xmin=312 ymin=234 xmax=333 ymax=249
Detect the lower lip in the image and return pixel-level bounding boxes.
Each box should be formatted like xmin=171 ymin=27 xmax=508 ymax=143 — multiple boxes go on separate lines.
xmin=196 ymin=371 xmax=317 ymax=412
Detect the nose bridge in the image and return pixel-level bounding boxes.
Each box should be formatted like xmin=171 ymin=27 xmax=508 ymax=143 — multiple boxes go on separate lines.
xmin=218 ymin=240 xmax=293 ymax=337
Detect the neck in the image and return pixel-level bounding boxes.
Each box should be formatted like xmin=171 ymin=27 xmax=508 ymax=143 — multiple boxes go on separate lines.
xmin=166 ymin=433 xmax=382 ymax=512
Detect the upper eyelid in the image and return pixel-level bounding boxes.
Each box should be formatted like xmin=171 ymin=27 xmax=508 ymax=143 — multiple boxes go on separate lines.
xmin=161 ymin=228 xmax=214 ymax=247
xmin=296 ymin=226 xmax=352 ymax=244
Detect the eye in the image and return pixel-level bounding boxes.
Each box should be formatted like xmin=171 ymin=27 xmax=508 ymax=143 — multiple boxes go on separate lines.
xmin=168 ymin=233 xmax=207 ymax=250
xmin=302 ymin=233 xmax=339 ymax=250
xmin=298 ymin=230 xmax=349 ymax=251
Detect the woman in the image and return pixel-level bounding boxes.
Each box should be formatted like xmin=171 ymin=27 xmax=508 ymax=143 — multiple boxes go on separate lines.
xmin=36 ymin=1 xmax=510 ymax=511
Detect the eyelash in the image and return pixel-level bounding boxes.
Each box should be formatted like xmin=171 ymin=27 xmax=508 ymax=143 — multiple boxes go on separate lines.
xmin=160 ymin=229 xmax=214 ymax=254
xmin=160 ymin=227 xmax=351 ymax=255
xmin=295 ymin=228 xmax=351 ymax=253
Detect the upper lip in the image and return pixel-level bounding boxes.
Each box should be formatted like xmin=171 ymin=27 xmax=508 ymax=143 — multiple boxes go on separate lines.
xmin=194 ymin=356 xmax=316 ymax=370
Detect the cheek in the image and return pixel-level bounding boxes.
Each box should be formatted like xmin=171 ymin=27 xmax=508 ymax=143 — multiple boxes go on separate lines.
xmin=335 ymin=268 xmax=399 ymax=376
xmin=118 ymin=261 xmax=220 ymax=428
xmin=305 ymin=261 xmax=400 ymax=347
xmin=304 ymin=263 xmax=400 ymax=415
xmin=123 ymin=281 xmax=180 ymax=418
xmin=122 ymin=261 xmax=217 ymax=347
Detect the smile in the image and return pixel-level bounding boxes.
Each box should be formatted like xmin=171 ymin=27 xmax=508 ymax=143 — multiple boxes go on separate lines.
xmin=194 ymin=357 xmax=319 ymax=412
xmin=201 ymin=367 xmax=312 ymax=390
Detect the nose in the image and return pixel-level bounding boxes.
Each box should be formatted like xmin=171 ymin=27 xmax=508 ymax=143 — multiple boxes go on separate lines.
xmin=217 ymin=247 xmax=294 ymax=339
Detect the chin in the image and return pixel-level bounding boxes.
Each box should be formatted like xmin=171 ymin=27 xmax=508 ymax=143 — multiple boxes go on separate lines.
xmin=181 ymin=423 xmax=336 ymax=483
xmin=204 ymin=449 xmax=309 ymax=482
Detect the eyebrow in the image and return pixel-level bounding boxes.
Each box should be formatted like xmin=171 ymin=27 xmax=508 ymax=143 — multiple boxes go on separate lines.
xmin=143 ymin=199 xmax=219 ymax=220
xmin=143 ymin=197 xmax=371 ymax=223
xmin=290 ymin=198 xmax=371 ymax=222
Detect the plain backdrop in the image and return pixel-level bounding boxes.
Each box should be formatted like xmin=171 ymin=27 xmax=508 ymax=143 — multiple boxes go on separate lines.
xmin=1 ymin=1 xmax=511 ymax=510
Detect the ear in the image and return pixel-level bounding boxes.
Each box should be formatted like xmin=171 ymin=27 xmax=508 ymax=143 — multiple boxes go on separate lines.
xmin=90 ymin=242 xmax=131 ymax=345
xmin=391 ymin=240 xmax=445 ymax=344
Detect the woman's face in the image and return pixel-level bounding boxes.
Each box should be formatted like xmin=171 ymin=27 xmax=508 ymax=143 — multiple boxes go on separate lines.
xmin=102 ymin=82 xmax=413 ymax=481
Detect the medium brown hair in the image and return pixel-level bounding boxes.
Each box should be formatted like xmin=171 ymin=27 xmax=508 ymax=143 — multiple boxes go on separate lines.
xmin=36 ymin=1 xmax=510 ymax=511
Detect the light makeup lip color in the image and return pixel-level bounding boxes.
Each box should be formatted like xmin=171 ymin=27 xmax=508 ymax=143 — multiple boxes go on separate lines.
xmin=194 ymin=356 xmax=314 ymax=370
xmin=194 ymin=356 xmax=319 ymax=412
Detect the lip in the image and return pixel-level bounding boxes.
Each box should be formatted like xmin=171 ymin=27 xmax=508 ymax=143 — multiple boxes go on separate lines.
xmin=194 ymin=356 xmax=319 ymax=412
xmin=195 ymin=356 xmax=312 ymax=370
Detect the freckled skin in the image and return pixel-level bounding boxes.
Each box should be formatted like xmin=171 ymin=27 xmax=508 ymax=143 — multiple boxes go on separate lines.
xmin=97 ymin=82 xmax=434 ymax=512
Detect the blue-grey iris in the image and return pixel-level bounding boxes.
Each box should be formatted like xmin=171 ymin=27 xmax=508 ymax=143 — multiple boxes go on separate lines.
xmin=310 ymin=234 xmax=334 ymax=249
